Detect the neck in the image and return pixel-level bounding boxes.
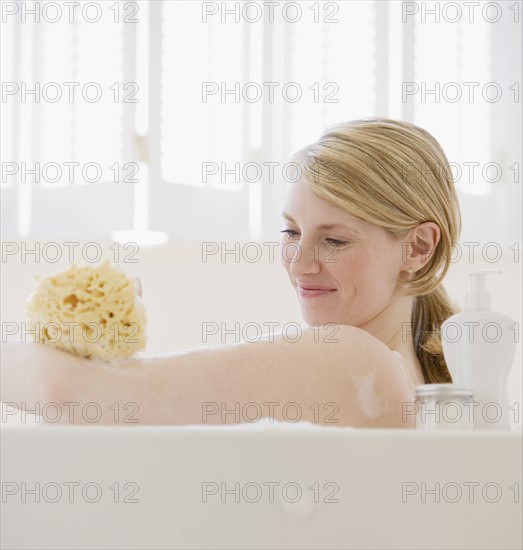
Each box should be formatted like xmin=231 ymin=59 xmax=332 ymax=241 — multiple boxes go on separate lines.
xmin=359 ymin=295 xmax=414 ymax=349
xmin=359 ymin=295 xmax=424 ymax=386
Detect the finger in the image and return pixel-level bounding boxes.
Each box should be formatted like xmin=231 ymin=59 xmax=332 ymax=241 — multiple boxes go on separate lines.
xmin=133 ymin=276 xmax=142 ymax=298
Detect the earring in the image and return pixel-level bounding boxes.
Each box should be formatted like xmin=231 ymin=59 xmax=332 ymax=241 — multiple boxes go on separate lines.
xmin=408 ymin=267 xmax=414 ymax=274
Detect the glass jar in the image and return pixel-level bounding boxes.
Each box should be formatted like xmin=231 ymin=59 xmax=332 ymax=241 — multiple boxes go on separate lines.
xmin=414 ymin=384 xmax=474 ymax=431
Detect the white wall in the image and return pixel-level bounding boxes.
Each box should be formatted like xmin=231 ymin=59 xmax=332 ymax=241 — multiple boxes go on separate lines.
xmin=1 ymin=239 xmax=521 ymax=407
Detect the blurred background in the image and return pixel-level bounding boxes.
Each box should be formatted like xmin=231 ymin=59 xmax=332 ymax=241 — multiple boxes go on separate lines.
xmin=1 ymin=1 xmax=522 ymax=401
xmin=1 ymin=0 xmax=521 ymax=243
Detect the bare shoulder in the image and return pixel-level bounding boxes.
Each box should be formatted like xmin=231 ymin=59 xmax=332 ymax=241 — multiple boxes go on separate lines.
xmin=290 ymin=325 xmax=414 ymax=427
xmin=296 ymin=323 xmax=407 ymax=375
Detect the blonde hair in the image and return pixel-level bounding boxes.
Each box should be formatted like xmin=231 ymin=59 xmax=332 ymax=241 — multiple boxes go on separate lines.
xmin=292 ymin=117 xmax=462 ymax=384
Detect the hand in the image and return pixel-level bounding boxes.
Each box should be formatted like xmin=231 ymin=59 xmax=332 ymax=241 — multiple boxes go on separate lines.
xmin=1 ymin=341 xmax=87 ymax=410
xmin=2 ymin=273 xmax=147 ymax=424
xmin=0 ymin=341 xmax=134 ymax=425
xmin=132 ymin=276 xmax=142 ymax=297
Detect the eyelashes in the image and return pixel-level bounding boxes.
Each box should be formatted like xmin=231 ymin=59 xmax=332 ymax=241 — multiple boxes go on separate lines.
xmin=280 ymin=229 xmax=347 ymax=249
xmin=280 ymin=229 xmax=298 ymax=238
xmin=325 ymin=239 xmax=346 ymax=249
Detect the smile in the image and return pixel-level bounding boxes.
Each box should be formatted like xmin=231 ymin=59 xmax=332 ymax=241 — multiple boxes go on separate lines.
xmin=297 ymin=285 xmax=337 ymax=298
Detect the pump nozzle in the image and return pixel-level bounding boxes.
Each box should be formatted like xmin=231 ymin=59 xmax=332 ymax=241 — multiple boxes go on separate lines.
xmin=465 ymin=269 xmax=502 ymax=309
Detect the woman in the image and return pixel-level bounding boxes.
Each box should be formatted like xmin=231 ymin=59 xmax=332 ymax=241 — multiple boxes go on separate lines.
xmin=1 ymin=118 xmax=461 ymax=427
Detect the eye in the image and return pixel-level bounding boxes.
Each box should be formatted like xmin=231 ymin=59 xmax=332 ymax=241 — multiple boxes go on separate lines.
xmin=325 ymin=238 xmax=347 ymax=249
xmin=280 ymin=229 xmax=299 ymax=239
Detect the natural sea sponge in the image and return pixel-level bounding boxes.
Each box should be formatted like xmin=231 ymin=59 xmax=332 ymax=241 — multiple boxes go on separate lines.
xmin=25 ymin=260 xmax=147 ymax=361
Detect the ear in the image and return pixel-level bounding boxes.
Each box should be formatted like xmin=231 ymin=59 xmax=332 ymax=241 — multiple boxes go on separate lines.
xmin=403 ymin=222 xmax=441 ymax=270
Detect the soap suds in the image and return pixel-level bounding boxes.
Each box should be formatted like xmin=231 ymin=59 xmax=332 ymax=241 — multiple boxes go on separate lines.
xmin=356 ymin=369 xmax=392 ymax=419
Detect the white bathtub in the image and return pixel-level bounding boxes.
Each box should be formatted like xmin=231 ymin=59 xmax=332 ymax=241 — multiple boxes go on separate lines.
xmin=1 ymin=422 xmax=521 ymax=550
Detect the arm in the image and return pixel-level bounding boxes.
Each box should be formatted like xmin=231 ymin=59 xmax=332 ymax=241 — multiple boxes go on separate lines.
xmin=1 ymin=326 xmax=414 ymax=428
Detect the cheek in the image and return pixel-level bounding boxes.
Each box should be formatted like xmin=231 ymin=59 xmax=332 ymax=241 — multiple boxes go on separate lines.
xmin=363 ymin=244 xmax=401 ymax=295
xmin=333 ymin=248 xmax=392 ymax=301
xmin=280 ymin=240 xmax=291 ymax=273
xmin=331 ymin=251 xmax=371 ymax=285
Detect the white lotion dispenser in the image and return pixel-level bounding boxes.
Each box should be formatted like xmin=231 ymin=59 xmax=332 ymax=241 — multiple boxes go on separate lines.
xmin=441 ymin=269 xmax=517 ymax=430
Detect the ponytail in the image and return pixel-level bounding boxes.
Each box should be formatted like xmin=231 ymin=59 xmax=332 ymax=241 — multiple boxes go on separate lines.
xmin=412 ymin=286 xmax=461 ymax=383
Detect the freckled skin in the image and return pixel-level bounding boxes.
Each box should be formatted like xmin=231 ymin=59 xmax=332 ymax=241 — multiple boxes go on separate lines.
xmin=281 ymin=179 xmax=408 ymax=330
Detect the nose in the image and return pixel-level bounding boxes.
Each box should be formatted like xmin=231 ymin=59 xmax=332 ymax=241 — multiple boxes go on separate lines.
xmin=285 ymin=240 xmax=322 ymax=278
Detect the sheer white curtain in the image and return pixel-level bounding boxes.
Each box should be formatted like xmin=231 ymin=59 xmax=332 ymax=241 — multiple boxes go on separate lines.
xmin=1 ymin=1 xmax=521 ymax=244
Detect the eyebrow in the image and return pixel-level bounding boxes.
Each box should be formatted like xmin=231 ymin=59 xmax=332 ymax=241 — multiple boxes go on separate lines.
xmin=281 ymin=212 xmax=361 ymax=236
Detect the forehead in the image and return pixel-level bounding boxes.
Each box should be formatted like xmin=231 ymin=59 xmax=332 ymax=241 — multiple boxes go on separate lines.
xmin=283 ymin=179 xmax=367 ymax=231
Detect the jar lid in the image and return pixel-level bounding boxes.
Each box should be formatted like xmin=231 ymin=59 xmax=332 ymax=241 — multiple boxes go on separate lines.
xmin=415 ymin=383 xmax=473 ymax=399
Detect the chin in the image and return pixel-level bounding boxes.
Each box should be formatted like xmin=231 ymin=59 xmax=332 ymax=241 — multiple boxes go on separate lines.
xmin=301 ymin=310 xmax=340 ymax=327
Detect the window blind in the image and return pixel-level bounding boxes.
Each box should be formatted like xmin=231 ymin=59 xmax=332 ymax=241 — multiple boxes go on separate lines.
xmin=1 ymin=0 xmax=520 ymax=244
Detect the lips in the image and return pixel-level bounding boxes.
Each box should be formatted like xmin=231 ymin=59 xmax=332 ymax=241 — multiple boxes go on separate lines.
xmin=298 ymin=285 xmax=335 ymax=291
xmin=297 ymin=284 xmax=337 ymax=298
